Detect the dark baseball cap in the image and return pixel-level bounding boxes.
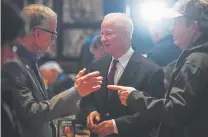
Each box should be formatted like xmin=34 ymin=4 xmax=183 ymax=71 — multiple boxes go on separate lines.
xmin=163 ymin=0 xmax=208 ymax=21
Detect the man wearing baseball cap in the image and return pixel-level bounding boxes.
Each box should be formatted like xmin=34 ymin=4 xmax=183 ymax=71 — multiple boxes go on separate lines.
xmin=106 ymin=0 xmax=208 ymax=137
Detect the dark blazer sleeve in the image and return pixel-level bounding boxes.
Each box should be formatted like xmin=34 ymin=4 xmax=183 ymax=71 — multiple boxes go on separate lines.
xmin=127 ymin=62 xmax=208 ymax=127
xmin=2 ymin=62 xmax=80 ymax=127
xmin=115 ymin=68 xmax=166 ymax=135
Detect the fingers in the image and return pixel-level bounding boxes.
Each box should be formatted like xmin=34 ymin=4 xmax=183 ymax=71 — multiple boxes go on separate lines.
xmin=81 ymin=71 xmax=101 ymax=81
xmin=87 ymin=115 xmax=95 ymax=129
xmin=81 ymin=79 xmax=103 ymax=89
xmin=107 ymin=85 xmax=126 ymax=91
xmin=89 ymin=116 xmax=95 ymax=128
xmin=85 ymin=85 xmax=101 ymax=95
xmin=117 ymin=90 xmax=129 ymax=106
xmin=93 ymin=122 xmax=104 ymax=133
xmin=120 ymin=96 xmax=128 ymax=105
xmin=118 ymin=90 xmax=122 ymax=95
xmin=118 ymin=92 xmax=128 ymax=106
xmin=76 ymin=68 xmax=86 ymax=79
xmin=76 ymin=81 xmax=102 ymax=97
xmin=87 ymin=116 xmax=91 ymax=128
xmin=87 ymin=76 xmax=103 ymax=84
xmin=118 ymin=91 xmax=129 ymax=96
xmin=75 ymin=77 xmax=103 ymax=87
xmin=92 ymin=85 xmax=101 ymax=91
xmin=95 ymin=115 xmax=100 ymax=122
xmin=86 ymin=83 xmax=102 ymax=92
xmin=87 ymin=112 xmax=100 ymax=130
xmin=86 ymin=81 xmax=102 ymax=86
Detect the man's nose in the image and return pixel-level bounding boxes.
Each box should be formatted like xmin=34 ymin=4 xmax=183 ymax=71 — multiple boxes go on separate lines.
xmin=101 ymin=35 xmax=107 ymax=43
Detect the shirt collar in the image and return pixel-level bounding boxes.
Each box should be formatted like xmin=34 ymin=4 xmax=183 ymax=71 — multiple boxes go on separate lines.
xmin=111 ymin=46 xmax=134 ymax=68
xmin=14 ymin=44 xmax=40 ymax=63
xmin=56 ymin=72 xmax=67 ymax=81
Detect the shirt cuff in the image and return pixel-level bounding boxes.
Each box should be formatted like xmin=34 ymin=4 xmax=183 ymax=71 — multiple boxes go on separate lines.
xmin=112 ymin=119 xmax=118 ymax=134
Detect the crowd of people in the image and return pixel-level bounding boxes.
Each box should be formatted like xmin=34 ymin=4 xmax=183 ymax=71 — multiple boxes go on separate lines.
xmin=2 ymin=0 xmax=208 ymax=137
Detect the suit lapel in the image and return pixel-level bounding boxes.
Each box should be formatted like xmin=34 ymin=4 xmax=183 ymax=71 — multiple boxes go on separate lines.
xmin=108 ymin=52 xmax=141 ymax=110
xmin=117 ymin=52 xmax=141 ymax=86
xmin=33 ymin=63 xmax=48 ymax=98
xmin=24 ymin=63 xmax=48 ymax=100
xmin=14 ymin=44 xmax=48 ymax=99
xmin=96 ymin=55 xmax=112 ymax=102
xmin=17 ymin=54 xmax=48 ymax=100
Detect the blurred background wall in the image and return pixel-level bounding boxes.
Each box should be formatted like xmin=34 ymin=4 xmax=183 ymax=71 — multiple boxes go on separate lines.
xmin=9 ymin=0 xmax=177 ymax=73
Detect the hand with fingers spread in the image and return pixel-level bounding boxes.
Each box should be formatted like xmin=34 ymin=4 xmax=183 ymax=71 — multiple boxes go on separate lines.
xmin=93 ymin=120 xmax=114 ymax=137
xmin=74 ymin=68 xmax=103 ymax=97
xmin=107 ymin=85 xmax=136 ymax=106
xmin=87 ymin=111 xmax=101 ymax=130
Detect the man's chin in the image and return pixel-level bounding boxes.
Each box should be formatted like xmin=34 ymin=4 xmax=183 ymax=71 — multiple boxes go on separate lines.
xmin=175 ymin=43 xmax=186 ymax=50
xmin=174 ymin=40 xmax=179 ymax=46
xmin=104 ymin=49 xmax=111 ymax=55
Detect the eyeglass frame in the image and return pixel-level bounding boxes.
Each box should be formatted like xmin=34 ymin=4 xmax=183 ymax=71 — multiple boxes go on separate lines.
xmin=33 ymin=28 xmax=58 ymax=40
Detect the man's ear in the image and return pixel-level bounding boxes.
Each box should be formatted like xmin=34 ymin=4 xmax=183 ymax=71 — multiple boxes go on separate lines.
xmin=34 ymin=29 xmax=40 ymax=38
xmin=51 ymin=69 xmax=59 ymax=78
xmin=122 ymin=30 xmax=130 ymax=42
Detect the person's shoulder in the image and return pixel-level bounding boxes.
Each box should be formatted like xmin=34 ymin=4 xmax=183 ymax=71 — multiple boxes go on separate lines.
xmin=186 ymin=51 xmax=208 ymax=70
xmin=2 ymin=60 xmax=28 ymax=87
xmin=2 ymin=59 xmax=25 ymax=76
xmin=135 ymin=52 xmax=162 ymax=71
xmin=91 ymin=54 xmax=111 ymax=65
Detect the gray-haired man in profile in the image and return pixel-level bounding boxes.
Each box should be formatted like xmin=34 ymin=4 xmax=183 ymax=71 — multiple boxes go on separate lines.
xmin=2 ymin=4 xmax=103 ymax=137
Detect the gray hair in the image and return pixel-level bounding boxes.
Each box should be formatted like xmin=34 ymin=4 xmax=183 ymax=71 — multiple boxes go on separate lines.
xmin=103 ymin=13 xmax=134 ymax=39
xmin=20 ymin=4 xmax=57 ymax=35
xmin=90 ymin=35 xmax=104 ymax=53
xmin=39 ymin=61 xmax=63 ymax=73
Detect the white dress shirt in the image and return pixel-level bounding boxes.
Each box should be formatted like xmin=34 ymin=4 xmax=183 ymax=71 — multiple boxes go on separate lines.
xmin=108 ymin=47 xmax=134 ymax=84
xmin=108 ymin=47 xmax=134 ymax=134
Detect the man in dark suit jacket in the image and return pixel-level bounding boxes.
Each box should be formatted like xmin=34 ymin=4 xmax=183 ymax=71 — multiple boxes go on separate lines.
xmin=80 ymin=13 xmax=166 ymax=137
xmin=1 ymin=4 xmax=103 ymax=137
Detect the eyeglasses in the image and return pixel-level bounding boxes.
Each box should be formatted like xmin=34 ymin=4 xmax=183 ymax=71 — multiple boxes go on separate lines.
xmin=34 ymin=28 xmax=58 ymax=39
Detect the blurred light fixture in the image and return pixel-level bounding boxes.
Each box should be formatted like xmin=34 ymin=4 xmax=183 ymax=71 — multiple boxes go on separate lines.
xmin=140 ymin=1 xmax=168 ymax=25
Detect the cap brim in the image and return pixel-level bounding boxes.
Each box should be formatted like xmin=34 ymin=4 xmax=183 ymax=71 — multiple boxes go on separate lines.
xmin=162 ymin=8 xmax=184 ymax=19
